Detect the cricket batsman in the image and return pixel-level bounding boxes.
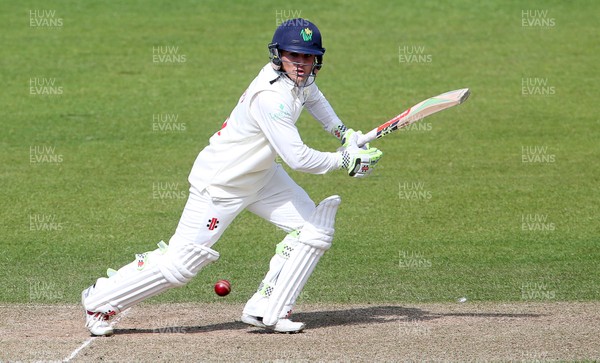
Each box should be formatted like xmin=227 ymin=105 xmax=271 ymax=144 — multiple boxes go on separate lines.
xmin=82 ymin=18 xmax=383 ymax=335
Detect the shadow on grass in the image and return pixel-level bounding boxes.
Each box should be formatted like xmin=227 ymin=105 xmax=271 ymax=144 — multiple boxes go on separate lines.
xmin=113 ymin=305 xmax=543 ymax=335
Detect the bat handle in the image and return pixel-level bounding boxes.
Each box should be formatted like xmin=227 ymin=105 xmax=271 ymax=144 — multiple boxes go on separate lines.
xmin=357 ymin=129 xmax=377 ymax=148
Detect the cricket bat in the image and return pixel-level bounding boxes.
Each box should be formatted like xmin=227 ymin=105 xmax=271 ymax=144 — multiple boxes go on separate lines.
xmin=357 ymin=88 xmax=470 ymax=147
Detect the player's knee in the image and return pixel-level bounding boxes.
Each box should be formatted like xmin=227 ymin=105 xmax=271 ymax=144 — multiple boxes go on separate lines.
xmin=161 ymin=241 xmax=220 ymax=285
xmin=296 ymin=195 xmax=341 ymax=251
xmin=298 ymin=225 xmax=333 ymax=251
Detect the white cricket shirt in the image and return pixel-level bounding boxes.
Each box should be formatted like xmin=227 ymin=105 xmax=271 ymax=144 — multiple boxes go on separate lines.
xmin=189 ymin=64 xmax=345 ymax=197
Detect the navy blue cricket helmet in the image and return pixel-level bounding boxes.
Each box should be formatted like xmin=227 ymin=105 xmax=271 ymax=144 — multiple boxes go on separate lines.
xmin=268 ymin=18 xmax=326 ymax=71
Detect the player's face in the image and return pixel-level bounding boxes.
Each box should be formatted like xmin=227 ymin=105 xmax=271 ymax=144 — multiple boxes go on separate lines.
xmin=280 ymin=50 xmax=316 ymax=85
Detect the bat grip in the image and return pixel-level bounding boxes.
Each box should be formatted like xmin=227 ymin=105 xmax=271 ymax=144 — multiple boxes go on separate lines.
xmin=357 ymin=129 xmax=377 ymax=148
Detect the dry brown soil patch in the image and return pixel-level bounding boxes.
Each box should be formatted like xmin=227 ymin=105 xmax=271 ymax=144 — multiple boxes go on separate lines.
xmin=1 ymin=302 xmax=598 ymax=362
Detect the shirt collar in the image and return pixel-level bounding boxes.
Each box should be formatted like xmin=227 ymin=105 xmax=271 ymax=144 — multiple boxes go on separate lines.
xmin=264 ymin=63 xmax=311 ymax=93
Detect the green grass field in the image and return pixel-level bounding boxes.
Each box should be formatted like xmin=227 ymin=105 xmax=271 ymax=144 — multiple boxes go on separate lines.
xmin=1 ymin=0 xmax=598 ymax=307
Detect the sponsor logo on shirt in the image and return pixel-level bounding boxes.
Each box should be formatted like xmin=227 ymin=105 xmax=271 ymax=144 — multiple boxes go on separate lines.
xmin=268 ymin=103 xmax=292 ymax=121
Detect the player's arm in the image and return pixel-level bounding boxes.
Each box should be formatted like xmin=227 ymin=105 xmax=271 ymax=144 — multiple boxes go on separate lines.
xmin=252 ymin=92 xmax=382 ymax=178
xmin=303 ymin=85 xmax=353 ymax=142
xmin=304 ymin=85 xmax=365 ymax=148
xmin=251 ymin=92 xmax=339 ymax=174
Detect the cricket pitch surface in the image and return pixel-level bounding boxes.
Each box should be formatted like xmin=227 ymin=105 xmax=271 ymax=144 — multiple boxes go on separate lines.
xmin=1 ymin=302 xmax=598 ymax=362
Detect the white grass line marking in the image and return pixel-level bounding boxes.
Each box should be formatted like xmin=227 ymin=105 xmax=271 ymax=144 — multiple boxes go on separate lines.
xmin=63 ymin=308 xmax=131 ymax=363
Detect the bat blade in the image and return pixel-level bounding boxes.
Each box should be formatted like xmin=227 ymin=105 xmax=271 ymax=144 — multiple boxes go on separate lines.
xmin=358 ymin=88 xmax=470 ymax=147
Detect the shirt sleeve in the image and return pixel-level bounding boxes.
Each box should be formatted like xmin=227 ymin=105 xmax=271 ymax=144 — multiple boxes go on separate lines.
xmin=304 ymin=84 xmax=348 ymax=141
xmin=250 ymin=91 xmax=341 ymax=174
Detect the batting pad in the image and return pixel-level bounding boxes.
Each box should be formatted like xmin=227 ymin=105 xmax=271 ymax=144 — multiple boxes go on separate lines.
xmin=242 ymin=230 xmax=300 ymax=317
xmin=262 ymin=195 xmax=341 ymax=326
xmin=83 ymin=241 xmax=219 ymax=315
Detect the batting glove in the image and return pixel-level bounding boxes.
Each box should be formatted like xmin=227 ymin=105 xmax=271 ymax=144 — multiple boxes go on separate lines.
xmin=339 ymin=144 xmax=383 ymax=178
xmin=341 ymin=128 xmax=369 ymax=149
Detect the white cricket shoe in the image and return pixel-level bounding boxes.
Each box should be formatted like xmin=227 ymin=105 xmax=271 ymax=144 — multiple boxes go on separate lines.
xmin=85 ymin=311 xmax=114 ymax=336
xmin=241 ymin=314 xmax=305 ymax=333
xmin=81 ymin=288 xmax=114 ymax=336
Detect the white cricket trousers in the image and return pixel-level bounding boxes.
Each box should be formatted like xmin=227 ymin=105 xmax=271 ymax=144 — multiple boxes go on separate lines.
xmin=169 ymin=165 xmax=316 ymax=249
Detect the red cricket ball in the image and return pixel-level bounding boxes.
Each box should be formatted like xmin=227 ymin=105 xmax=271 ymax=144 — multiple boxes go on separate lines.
xmin=214 ymin=279 xmax=231 ymax=296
